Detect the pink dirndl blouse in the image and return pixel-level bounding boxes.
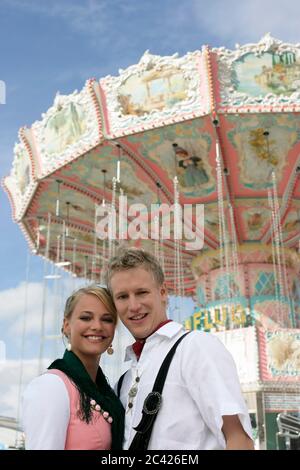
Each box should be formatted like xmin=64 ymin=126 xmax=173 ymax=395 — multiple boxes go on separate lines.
xmin=47 ymin=369 xmax=112 ymax=450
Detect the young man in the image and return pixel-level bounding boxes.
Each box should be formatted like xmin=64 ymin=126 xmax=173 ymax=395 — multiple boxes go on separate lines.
xmin=106 ymin=249 xmax=254 ymax=450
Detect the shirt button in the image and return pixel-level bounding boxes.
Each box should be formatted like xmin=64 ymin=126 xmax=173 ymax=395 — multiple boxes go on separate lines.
xmin=128 ymin=402 xmax=133 ymax=408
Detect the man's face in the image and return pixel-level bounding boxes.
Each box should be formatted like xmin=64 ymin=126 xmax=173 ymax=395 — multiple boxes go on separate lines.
xmin=110 ymin=267 xmax=168 ymax=339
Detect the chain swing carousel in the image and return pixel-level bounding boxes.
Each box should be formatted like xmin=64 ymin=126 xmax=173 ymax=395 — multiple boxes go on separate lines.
xmin=3 ymin=34 xmax=300 ymax=450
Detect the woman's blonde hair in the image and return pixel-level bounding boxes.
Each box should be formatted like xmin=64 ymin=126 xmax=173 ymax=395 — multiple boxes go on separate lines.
xmin=62 ymin=285 xmax=117 ymax=334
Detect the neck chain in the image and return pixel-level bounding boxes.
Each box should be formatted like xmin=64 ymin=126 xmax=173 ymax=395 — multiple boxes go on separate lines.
xmin=127 ymin=369 xmax=140 ymax=412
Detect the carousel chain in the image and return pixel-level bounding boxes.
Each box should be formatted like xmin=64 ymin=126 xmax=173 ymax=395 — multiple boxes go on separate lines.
xmin=272 ymin=172 xmax=293 ymax=326
xmin=173 ymin=177 xmax=184 ymax=304
xmin=155 ymin=181 xmax=165 ymax=273
xmin=55 ymin=179 xmax=63 ymax=218
xmin=268 ymin=183 xmax=286 ymax=326
xmin=84 ymin=255 xmax=88 ymax=281
xmin=216 ymin=142 xmax=225 ymax=273
xmin=36 ymin=216 xmax=42 ymax=252
xmin=119 ymin=187 xmax=126 ymax=243
xmin=56 ymin=235 xmax=61 ymax=264
xmin=270 ymin=172 xmax=293 ymax=327
xmin=72 ymin=238 xmax=77 ymax=279
xmin=228 ymin=204 xmax=239 ymax=278
xmin=61 ymin=220 xmax=66 ymax=264
xmin=108 ymin=177 xmax=117 ymax=259
xmin=154 ymin=215 xmax=160 ymax=260
xmin=92 ymin=202 xmax=98 ymax=282
xmin=116 ymin=144 xmax=122 ymax=183
xmin=100 ymin=169 xmax=108 ymax=284
xmin=216 ymin=142 xmax=232 ymax=328
xmin=268 ymin=189 xmax=281 ymax=322
xmin=38 ymin=212 xmax=52 ymax=375
xmin=100 ymin=237 xmax=107 ymax=285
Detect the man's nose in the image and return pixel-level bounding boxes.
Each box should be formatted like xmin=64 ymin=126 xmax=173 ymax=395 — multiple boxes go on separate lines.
xmin=128 ymin=296 xmax=141 ymax=311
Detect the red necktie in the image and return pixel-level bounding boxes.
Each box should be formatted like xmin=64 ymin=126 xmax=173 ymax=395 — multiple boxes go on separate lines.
xmin=131 ymin=319 xmax=172 ymax=360
xmin=132 ymin=340 xmax=145 ymax=359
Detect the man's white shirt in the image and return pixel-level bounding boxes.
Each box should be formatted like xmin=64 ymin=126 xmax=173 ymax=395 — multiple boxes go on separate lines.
xmin=118 ymin=321 xmax=253 ymax=450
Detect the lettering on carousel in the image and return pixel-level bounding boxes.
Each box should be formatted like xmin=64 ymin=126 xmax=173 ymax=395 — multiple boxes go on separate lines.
xmin=0 ymin=80 xmax=6 ymax=104
xmin=184 ymin=305 xmax=253 ymax=332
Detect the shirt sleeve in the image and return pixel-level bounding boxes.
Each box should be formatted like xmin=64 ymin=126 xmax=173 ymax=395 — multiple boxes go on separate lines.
xmin=181 ymin=332 xmax=253 ymax=448
xmin=22 ymin=373 xmax=70 ymax=450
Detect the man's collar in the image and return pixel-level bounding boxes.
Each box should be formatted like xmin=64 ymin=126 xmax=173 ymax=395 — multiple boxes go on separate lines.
xmin=124 ymin=321 xmax=184 ymax=362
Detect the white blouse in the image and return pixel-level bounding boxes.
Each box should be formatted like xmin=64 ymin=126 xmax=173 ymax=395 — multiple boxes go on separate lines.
xmin=22 ymin=373 xmax=70 ymax=450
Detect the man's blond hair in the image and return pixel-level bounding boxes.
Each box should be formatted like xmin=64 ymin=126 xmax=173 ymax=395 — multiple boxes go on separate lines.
xmin=105 ymin=248 xmax=164 ymax=292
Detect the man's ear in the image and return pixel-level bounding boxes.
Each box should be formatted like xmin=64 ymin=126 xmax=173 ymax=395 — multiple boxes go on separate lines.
xmin=160 ymin=283 xmax=168 ymax=301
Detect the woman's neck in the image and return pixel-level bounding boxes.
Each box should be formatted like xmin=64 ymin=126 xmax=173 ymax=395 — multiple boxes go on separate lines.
xmin=79 ymin=354 xmax=101 ymax=382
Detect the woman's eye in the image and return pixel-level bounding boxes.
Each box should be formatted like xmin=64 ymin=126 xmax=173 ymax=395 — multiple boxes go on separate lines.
xmin=80 ymin=317 xmax=91 ymax=321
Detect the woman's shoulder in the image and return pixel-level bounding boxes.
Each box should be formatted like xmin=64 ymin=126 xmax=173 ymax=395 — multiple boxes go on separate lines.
xmin=24 ymin=371 xmax=70 ymax=402
xmin=22 ymin=372 xmax=71 ymax=449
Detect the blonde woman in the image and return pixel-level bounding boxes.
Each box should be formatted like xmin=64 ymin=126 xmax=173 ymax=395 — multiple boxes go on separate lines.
xmin=22 ymin=286 xmax=124 ymax=450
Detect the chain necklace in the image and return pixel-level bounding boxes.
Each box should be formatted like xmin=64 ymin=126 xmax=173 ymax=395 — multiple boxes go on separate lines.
xmin=127 ymin=370 xmax=140 ymax=412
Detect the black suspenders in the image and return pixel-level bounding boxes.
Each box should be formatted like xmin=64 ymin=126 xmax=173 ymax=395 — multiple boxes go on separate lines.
xmin=118 ymin=331 xmax=190 ymax=451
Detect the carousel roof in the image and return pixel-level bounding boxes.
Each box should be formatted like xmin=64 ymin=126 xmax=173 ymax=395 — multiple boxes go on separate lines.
xmin=3 ymin=33 xmax=300 ymax=294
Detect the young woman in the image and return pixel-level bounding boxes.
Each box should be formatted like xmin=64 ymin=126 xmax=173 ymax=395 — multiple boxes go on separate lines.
xmin=22 ymin=285 xmax=124 ymax=450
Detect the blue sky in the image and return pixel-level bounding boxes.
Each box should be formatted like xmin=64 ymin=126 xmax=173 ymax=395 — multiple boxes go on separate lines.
xmin=0 ymin=0 xmax=299 ymax=421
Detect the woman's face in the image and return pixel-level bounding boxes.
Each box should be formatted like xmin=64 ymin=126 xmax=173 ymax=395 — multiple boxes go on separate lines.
xmin=63 ymin=293 xmax=115 ymax=361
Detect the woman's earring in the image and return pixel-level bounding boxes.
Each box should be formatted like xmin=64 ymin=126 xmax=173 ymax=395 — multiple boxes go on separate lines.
xmin=107 ymin=344 xmax=114 ymax=355
xmin=62 ymin=331 xmax=71 ymax=351
xmin=67 ymin=338 xmax=72 ymax=351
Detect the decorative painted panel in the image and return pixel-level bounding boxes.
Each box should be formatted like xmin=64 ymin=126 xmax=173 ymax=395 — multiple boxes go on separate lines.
xmin=227 ymin=114 xmax=298 ymax=190
xmin=32 ymin=81 xmax=102 ymax=177
xmin=100 ymin=50 xmax=210 ymax=137
xmin=124 ymin=119 xmax=215 ymax=198
xmin=258 ymin=328 xmax=300 ymax=381
xmin=215 ymin=34 xmax=300 ymax=110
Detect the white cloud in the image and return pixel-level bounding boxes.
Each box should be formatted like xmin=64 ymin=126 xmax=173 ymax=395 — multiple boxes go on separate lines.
xmin=0 ymin=358 xmax=50 ymax=419
xmin=0 ymin=281 xmax=65 ymax=338
xmin=192 ymin=0 xmax=300 ymax=46
xmin=2 ymin=0 xmax=110 ymax=40
xmin=3 ymin=0 xmax=299 ymax=63
xmin=0 ymin=277 xmax=88 ymax=368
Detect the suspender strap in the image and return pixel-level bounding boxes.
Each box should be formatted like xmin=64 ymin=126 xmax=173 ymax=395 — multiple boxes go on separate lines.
xmin=117 ymin=371 xmax=127 ymax=398
xmin=128 ymin=331 xmax=190 ymax=451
